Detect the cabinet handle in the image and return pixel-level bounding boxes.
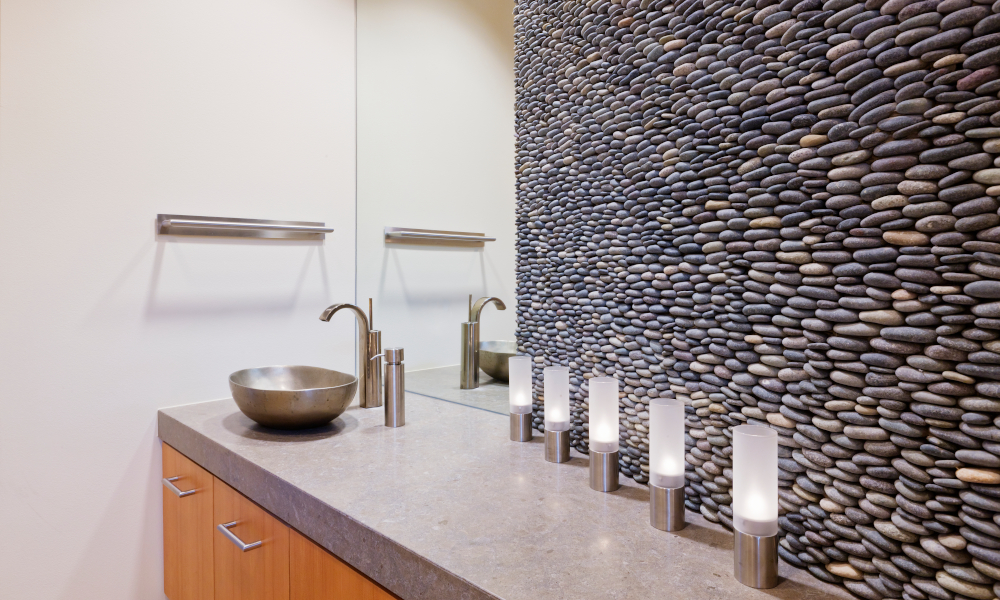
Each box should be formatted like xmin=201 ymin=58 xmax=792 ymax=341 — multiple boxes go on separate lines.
xmin=162 ymin=476 xmax=196 ymax=498
xmin=217 ymin=521 xmax=263 ymax=552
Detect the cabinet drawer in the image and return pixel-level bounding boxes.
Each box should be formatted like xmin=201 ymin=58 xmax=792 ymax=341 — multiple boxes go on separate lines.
xmin=163 ymin=443 xmax=214 ymax=600
xmin=214 ymin=479 xmax=289 ymax=600
xmin=290 ymin=529 xmax=395 ymax=600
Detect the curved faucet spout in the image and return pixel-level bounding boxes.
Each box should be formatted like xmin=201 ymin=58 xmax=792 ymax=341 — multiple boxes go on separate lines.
xmin=470 ymin=297 xmax=506 ymax=323
xmin=320 ymin=303 xmax=370 ymax=333
xmin=320 ymin=303 xmax=381 ymax=408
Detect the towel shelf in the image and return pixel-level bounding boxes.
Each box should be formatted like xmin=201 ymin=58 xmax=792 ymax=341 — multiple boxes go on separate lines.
xmin=384 ymin=227 xmax=494 ymax=246
xmin=157 ymin=214 xmax=332 ymax=240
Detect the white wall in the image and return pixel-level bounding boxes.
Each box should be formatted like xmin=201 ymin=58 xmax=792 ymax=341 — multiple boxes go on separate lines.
xmin=0 ymin=1 xmax=356 ymax=598
xmin=357 ymin=0 xmax=516 ymax=371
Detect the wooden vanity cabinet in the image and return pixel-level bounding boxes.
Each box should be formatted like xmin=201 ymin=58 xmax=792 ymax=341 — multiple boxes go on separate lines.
xmin=162 ymin=443 xmax=398 ymax=600
xmin=163 ymin=443 xmax=215 ymax=600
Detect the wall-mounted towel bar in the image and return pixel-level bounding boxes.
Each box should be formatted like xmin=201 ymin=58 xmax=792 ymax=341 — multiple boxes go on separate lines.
xmin=384 ymin=227 xmax=495 ymax=246
xmin=157 ymin=214 xmax=333 ymax=240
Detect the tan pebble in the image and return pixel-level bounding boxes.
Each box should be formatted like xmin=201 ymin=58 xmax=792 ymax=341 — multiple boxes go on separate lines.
xmin=748 ymin=363 xmax=778 ymax=376
xmin=873 ymin=195 xmax=908 ymax=209
xmin=957 ymin=468 xmax=1000 ymax=484
xmin=776 ymin=251 xmax=811 ymax=264
xmin=940 ymin=534 xmax=967 ymax=550
xmin=930 ymin=286 xmax=961 ymax=294
xmin=933 ymin=53 xmax=967 ymax=68
xmin=663 ymin=39 xmax=686 ymax=51
xmin=800 ymin=263 xmax=830 ymax=275
xmin=974 ymin=168 xmax=1000 ymax=185
xmin=892 ymin=289 xmax=917 ymax=300
xmin=984 ymin=138 xmax=1000 ymax=153
xmin=750 ymin=216 xmax=781 ymax=228
xmin=826 ymin=563 xmax=863 ymax=580
xmin=944 ymin=371 xmax=975 ymax=383
xmin=989 ymin=185 xmax=1000 ymax=196
xmin=884 ymin=230 xmax=929 ymax=245
xmin=860 ymin=310 xmax=904 ymax=325
xmin=820 ymin=497 xmax=845 ymax=513
xmin=800 ymin=134 xmax=827 ymax=147
xmin=766 ymin=413 xmax=797 ymax=428
xmin=936 ymin=571 xmax=995 ymax=600
xmin=673 ymin=63 xmax=695 ymax=76
xmin=826 ymin=40 xmax=863 ymax=61
xmin=932 ymin=112 xmax=966 ymax=124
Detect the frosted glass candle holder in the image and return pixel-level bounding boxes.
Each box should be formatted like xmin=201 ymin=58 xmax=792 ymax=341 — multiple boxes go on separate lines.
xmin=588 ymin=377 xmax=619 ymax=452
xmin=733 ymin=425 xmax=778 ymax=536
xmin=588 ymin=377 xmax=620 ymax=492
xmin=732 ymin=424 xmax=778 ymax=589
xmin=649 ymin=398 xmax=685 ymax=489
xmin=543 ymin=366 xmax=570 ymax=432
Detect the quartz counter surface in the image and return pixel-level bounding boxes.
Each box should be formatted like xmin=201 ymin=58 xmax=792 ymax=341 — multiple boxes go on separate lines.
xmin=158 ymin=393 xmax=851 ymax=600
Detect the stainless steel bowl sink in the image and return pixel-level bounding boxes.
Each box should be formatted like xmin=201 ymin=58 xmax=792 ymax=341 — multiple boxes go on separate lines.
xmin=229 ymin=366 xmax=358 ymax=429
xmin=478 ymin=341 xmax=517 ymax=383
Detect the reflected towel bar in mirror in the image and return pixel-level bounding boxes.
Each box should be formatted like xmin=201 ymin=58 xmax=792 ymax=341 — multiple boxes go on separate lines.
xmin=384 ymin=227 xmax=495 ymax=246
xmin=157 ymin=214 xmax=333 ymax=240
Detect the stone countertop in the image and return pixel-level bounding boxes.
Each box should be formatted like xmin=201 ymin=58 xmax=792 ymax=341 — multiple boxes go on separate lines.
xmin=158 ymin=394 xmax=852 ymax=600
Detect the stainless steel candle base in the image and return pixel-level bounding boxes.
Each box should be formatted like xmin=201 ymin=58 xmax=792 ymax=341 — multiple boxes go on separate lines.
xmin=589 ymin=449 xmax=619 ymax=492
xmin=545 ymin=429 xmax=570 ymax=463
xmin=650 ymin=484 xmax=685 ymax=531
xmin=734 ymin=529 xmax=778 ymax=589
xmin=510 ymin=412 xmax=532 ymax=442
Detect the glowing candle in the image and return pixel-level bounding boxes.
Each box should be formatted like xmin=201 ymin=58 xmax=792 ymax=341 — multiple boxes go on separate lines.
xmin=508 ymin=356 xmax=533 ymax=414
xmin=649 ymin=398 xmax=685 ymax=489
xmin=733 ymin=425 xmax=778 ymax=537
xmin=543 ymin=366 xmax=570 ymax=431
xmin=588 ymin=377 xmax=619 ymax=452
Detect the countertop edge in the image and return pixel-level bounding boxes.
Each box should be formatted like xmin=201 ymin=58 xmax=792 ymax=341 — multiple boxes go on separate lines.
xmin=157 ymin=409 xmax=500 ymax=600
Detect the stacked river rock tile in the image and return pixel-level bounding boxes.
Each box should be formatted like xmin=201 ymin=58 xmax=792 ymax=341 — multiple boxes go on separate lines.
xmin=514 ymin=0 xmax=1000 ymax=596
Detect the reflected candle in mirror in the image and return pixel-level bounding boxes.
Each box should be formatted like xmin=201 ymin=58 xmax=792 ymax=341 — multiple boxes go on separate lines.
xmin=508 ymin=356 xmax=532 ymax=414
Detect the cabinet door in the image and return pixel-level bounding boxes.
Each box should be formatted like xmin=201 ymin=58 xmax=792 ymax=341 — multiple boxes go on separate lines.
xmin=162 ymin=443 xmax=214 ymax=600
xmin=289 ymin=529 xmax=395 ymax=600
xmin=214 ymin=478 xmax=289 ymax=600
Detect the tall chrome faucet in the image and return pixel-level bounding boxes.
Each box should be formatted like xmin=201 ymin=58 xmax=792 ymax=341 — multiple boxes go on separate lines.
xmin=460 ymin=295 xmax=506 ymax=389
xmin=320 ymin=299 xmax=383 ymax=408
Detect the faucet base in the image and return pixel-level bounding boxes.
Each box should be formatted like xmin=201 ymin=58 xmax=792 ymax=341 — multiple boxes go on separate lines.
xmin=459 ymin=321 xmax=480 ymax=390
xmin=510 ymin=412 xmax=532 ymax=442
xmin=544 ymin=429 xmax=570 ymax=463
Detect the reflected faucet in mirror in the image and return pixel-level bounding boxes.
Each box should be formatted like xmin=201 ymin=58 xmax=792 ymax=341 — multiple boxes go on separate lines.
xmin=460 ymin=295 xmax=506 ymax=389
xmin=320 ymin=299 xmax=383 ymax=408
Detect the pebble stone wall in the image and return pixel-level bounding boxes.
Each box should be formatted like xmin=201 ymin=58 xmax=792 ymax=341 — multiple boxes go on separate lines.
xmin=514 ymin=0 xmax=1000 ymax=597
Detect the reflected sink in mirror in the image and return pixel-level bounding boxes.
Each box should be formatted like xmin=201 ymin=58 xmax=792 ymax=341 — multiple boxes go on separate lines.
xmin=478 ymin=340 xmax=517 ymax=382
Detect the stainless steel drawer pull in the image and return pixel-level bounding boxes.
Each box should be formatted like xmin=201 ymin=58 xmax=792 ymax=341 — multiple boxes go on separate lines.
xmin=217 ymin=521 xmax=263 ymax=552
xmin=162 ymin=476 xmax=196 ymax=498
